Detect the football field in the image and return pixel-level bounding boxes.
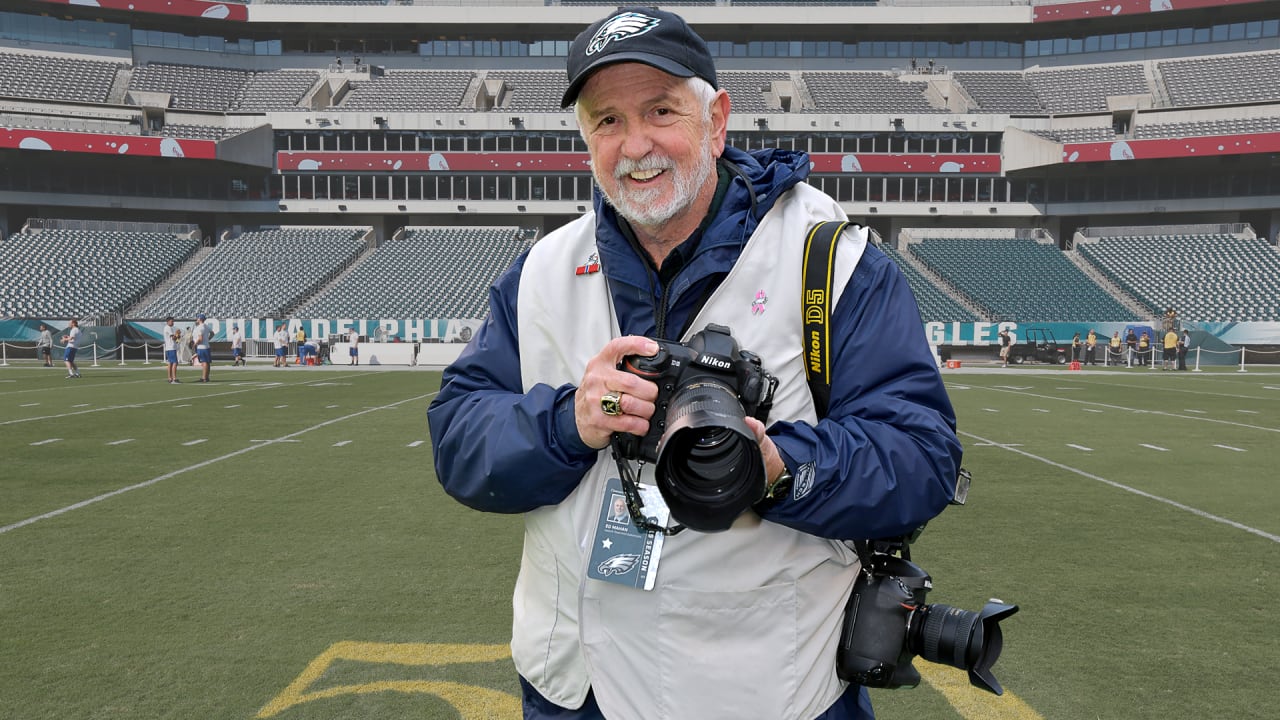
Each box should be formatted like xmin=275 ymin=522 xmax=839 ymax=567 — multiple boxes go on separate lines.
xmin=1 ymin=360 xmax=1276 ymax=719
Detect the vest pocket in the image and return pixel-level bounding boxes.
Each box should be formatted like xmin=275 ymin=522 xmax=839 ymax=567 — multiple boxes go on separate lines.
xmin=656 ymin=582 xmax=798 ymax=718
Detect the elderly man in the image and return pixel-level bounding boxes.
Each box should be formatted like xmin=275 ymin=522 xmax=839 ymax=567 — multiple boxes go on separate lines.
xmin=428 ymin=7 xmax=962 ymax=719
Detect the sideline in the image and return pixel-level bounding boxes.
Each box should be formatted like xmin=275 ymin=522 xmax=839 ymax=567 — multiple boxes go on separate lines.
xmin=960 ymin=430 xmax=1280 ymax=544
xmin=0 ymin=391 xmax=437 ymax=536
xmin=0 ymin=372 xmax=367 ymax=426
xmin=954 ymin=384 xmax=1280 ymax=434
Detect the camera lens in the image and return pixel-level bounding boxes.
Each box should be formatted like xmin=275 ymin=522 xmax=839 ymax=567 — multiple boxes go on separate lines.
xmin=911 ymin=601 xmax=1018 ymax=695
xmin=655 ymin=379 xmax=765 ymax=533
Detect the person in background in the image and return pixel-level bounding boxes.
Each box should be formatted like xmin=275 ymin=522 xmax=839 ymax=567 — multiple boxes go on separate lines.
xmin=348 ymin=327 xmax=360 ymax=366
xmin=1163 ymin=326 xmax=1178 ymax=370
xmin=229 ymin=324 xmax=245 ymax=367
xmin=191 ymin=314 xmax=212 ymax=382
xmin=296 ymin=325 xmax=308 ymax=365
xmin=1178 ymin=329 xmax=1191 ymax=371
xmin=998 ymin=327 xmax=1012 ymax=367
xmin=1071 ymin=331 xmax=1082 ymax=363
xmin=37 ymin=324 xmax=54 ymax=367
xmin=1085 ymin=328 xmax=1098 ymax=366
xmin=1125 ymin=328 xmax=1138 ymax=366
xmin=1138 ymin=331 xmax=1151 ymax=367
xmin=61 ymin=319 xmax=82 ymax=379
xmin=1109 ymin=331 xmax=1122 ymax=364
xmin=273 ymin=323 xmax=289 ymax=368
xmin=428 ymin=8 xmax=962 ymax=719
xmin=163 ymin=316 xmax=181 ymax=383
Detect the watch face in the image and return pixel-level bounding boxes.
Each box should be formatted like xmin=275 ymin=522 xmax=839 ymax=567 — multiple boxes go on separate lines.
xmin=768 ymin=471 xmax=792 ymax=499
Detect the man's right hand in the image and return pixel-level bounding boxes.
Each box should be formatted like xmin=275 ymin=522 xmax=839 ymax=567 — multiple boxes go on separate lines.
xmin=574 ymin=335 xmax=662 ymax=449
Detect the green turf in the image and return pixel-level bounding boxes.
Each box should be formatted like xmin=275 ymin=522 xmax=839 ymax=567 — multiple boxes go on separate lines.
xmin=1 ymin=361 xmax=1276 ymax=719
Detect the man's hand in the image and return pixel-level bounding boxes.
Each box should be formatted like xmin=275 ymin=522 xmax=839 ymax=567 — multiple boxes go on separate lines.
xmin=575 ymin=336 xmax=662 ymax=449
xmin=744 ymin=417 xmax=785 ymax=488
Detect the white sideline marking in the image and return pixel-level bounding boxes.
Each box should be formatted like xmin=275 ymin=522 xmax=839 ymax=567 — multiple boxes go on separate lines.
xmin=30 ymin=438 xmax=61 ymax=446
xmin=1140 ymin=443 xmax=1169 ymax=452
xmin=1213 ymin=444 xmax=1246 ymax=452
xmin=20 ymin=403 xmax=38 ymax=407
xmin=1082 ymin=408 xmax=1103 ymax=413
xmin=1 ymin=374 xmax=367 ymax=427
xmin=182 ymin=439 xmax=208 ymax=446
xmin=333 ymin=440 xmax=352 ymax=447
xmin=983 ymin=408 xmax=999 ymax=412
xmin=274 ymin=405 xmax=288 ymax=409
xmin=1066 ymin=444 xmax=1093 ymax=452
xmin=0 ymin=392 xmax=437 ymax=536
xmin=175 ymin=404 xmax=192 ymax=408
xmin=326 ymin=404 xmax=339 ymax=408
xmin=1184 ymin=409 xmax=1206 ymax=414
xmin=407 ymin=440 xmax=424 ymax=447
xmin=962 ymin=430 xmax=1280 ymax=544
xmin=225 ymin=404 xmax=240 ymax=409
xmin=1033 ymin=408 xmax=1050 ymax=413
xmin=107 ymin=439 xmax=135 ymax=446
xmin=72 ymin=403 xmax=89 ymax=408
xmin=1237 ymin=409 xmax=1259 ymax=414
xmin=972 ymin=442 xmax=1022 ymax=447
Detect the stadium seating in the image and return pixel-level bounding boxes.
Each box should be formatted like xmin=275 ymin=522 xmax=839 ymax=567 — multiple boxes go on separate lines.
xmin=1024 ymin=64 xmax=1149 ymax=114
xmin=130 ymin=227 xmax=369 ymax=318
xmin=129 ymin=63 xmax=249 ymax=112
xmin=718 ymin=71 xmax=793 ymax=113
xmin=1135 ymin=115 xmax=1280 ymax=139
xmin=0 ymin=228 xmax=200 ymax=318
xmin=907 ymin=236 xmax=1142 ymax=323
xmin=876 ymin=242 xmax=980 ymax=323
xmin=482 ymin=71 xmax=567 ymax=112
xmin=0 ymin=51 xmax=124 ymax=104
xmin=232 ymin=70 xmax=320 ymax=112
xmin=1160 ymin=51 xmax=1280 ymax=107
xmin=1076 ymin=232 xmax=1280 ymax=322
xmin=800 ymin=72 xmax=942 ymax=114
xmin=952 ymin=72 xmax=1043 ymax=114
xmin=338 ymin=71 xmax=475 ymax=112
xmin=297 ymin=226 xmax=533 ymax=320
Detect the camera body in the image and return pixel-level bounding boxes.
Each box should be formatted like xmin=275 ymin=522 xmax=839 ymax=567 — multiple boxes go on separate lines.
xmin=838 ymin=537 xmax=1018 ymax=695
xmin=615 ymin=324 xmax=777 ymax=532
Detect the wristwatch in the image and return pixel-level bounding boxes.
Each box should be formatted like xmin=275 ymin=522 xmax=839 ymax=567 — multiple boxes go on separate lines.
xmin=762 ymin=467 xmax=793 ymax=504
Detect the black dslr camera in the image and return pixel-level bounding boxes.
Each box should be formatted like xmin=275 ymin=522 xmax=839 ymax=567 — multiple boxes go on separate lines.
xmin=837 ymin=528 xmax=1018 ymax=695
xmin=614 ymin=324 xmax=777 ymax=533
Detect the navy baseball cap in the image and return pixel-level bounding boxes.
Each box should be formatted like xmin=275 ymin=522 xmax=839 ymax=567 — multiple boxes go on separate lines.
xmin=561 ymin=7 xmax=717 ymax=107
xmin=196 ymin=313 xmax=207 ymax=321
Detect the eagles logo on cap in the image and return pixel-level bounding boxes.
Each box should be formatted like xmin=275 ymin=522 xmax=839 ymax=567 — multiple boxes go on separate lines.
xmin=561 ymin=6 xmax=717 ymax=107
xmin=586 ymin=12 xmax=661 ymax=56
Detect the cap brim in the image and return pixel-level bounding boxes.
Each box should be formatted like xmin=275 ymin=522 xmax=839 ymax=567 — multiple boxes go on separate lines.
xmin=561 ymin=51 xmax=696 ymax=107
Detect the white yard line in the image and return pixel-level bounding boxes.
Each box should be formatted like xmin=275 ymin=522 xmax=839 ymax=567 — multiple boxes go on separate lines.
xmin=961 ymin=430 xmax=1280 ymax=544
xmin=1 ymin=391 xmax=436 ymax=536
xmin=0 ymin=374 xmax=364 ymax=427
xmin=962 ymin=385 xmax=1280 ymax=434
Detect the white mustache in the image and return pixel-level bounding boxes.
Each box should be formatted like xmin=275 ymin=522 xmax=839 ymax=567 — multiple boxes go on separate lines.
xmin=614 ymin=155 xmax=673 ymax=179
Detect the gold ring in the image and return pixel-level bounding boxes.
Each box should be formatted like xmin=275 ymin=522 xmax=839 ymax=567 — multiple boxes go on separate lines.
xmin=600 ymin=391 xmax=624 ymax=417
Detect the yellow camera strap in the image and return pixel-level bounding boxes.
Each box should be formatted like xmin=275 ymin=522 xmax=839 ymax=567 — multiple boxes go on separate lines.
xmin=802 ymin=220 xmax=849 ymax=418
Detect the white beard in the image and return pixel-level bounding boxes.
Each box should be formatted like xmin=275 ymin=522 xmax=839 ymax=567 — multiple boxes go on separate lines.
xmin=595 ymin=130 xmax=715 ymax=230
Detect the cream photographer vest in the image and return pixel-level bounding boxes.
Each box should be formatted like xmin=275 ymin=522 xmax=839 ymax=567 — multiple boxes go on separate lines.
xmin=515 ymin=183 xmax=867 ymax=719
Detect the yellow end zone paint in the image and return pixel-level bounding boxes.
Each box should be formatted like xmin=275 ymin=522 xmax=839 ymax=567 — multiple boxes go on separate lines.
xmin=919 ymin=663 xmax=1044 ymax=720
xmin=259 ymin=640 xmax=1043 ymax=719
xmin=256 ymin=641 xmax=520 ymax=718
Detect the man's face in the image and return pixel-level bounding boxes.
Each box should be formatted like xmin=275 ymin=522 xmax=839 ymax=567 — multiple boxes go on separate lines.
xmin=577 ymin=63 xmax=725 ymax=230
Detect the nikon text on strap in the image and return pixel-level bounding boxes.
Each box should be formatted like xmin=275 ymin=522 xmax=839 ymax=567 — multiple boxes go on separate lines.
xmin=802 ymin=221 xmax=849 ymax=418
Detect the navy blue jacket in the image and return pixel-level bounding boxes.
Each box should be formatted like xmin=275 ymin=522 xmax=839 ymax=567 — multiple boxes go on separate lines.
xmin=428 ymin=146 xmax=961 ymax=541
